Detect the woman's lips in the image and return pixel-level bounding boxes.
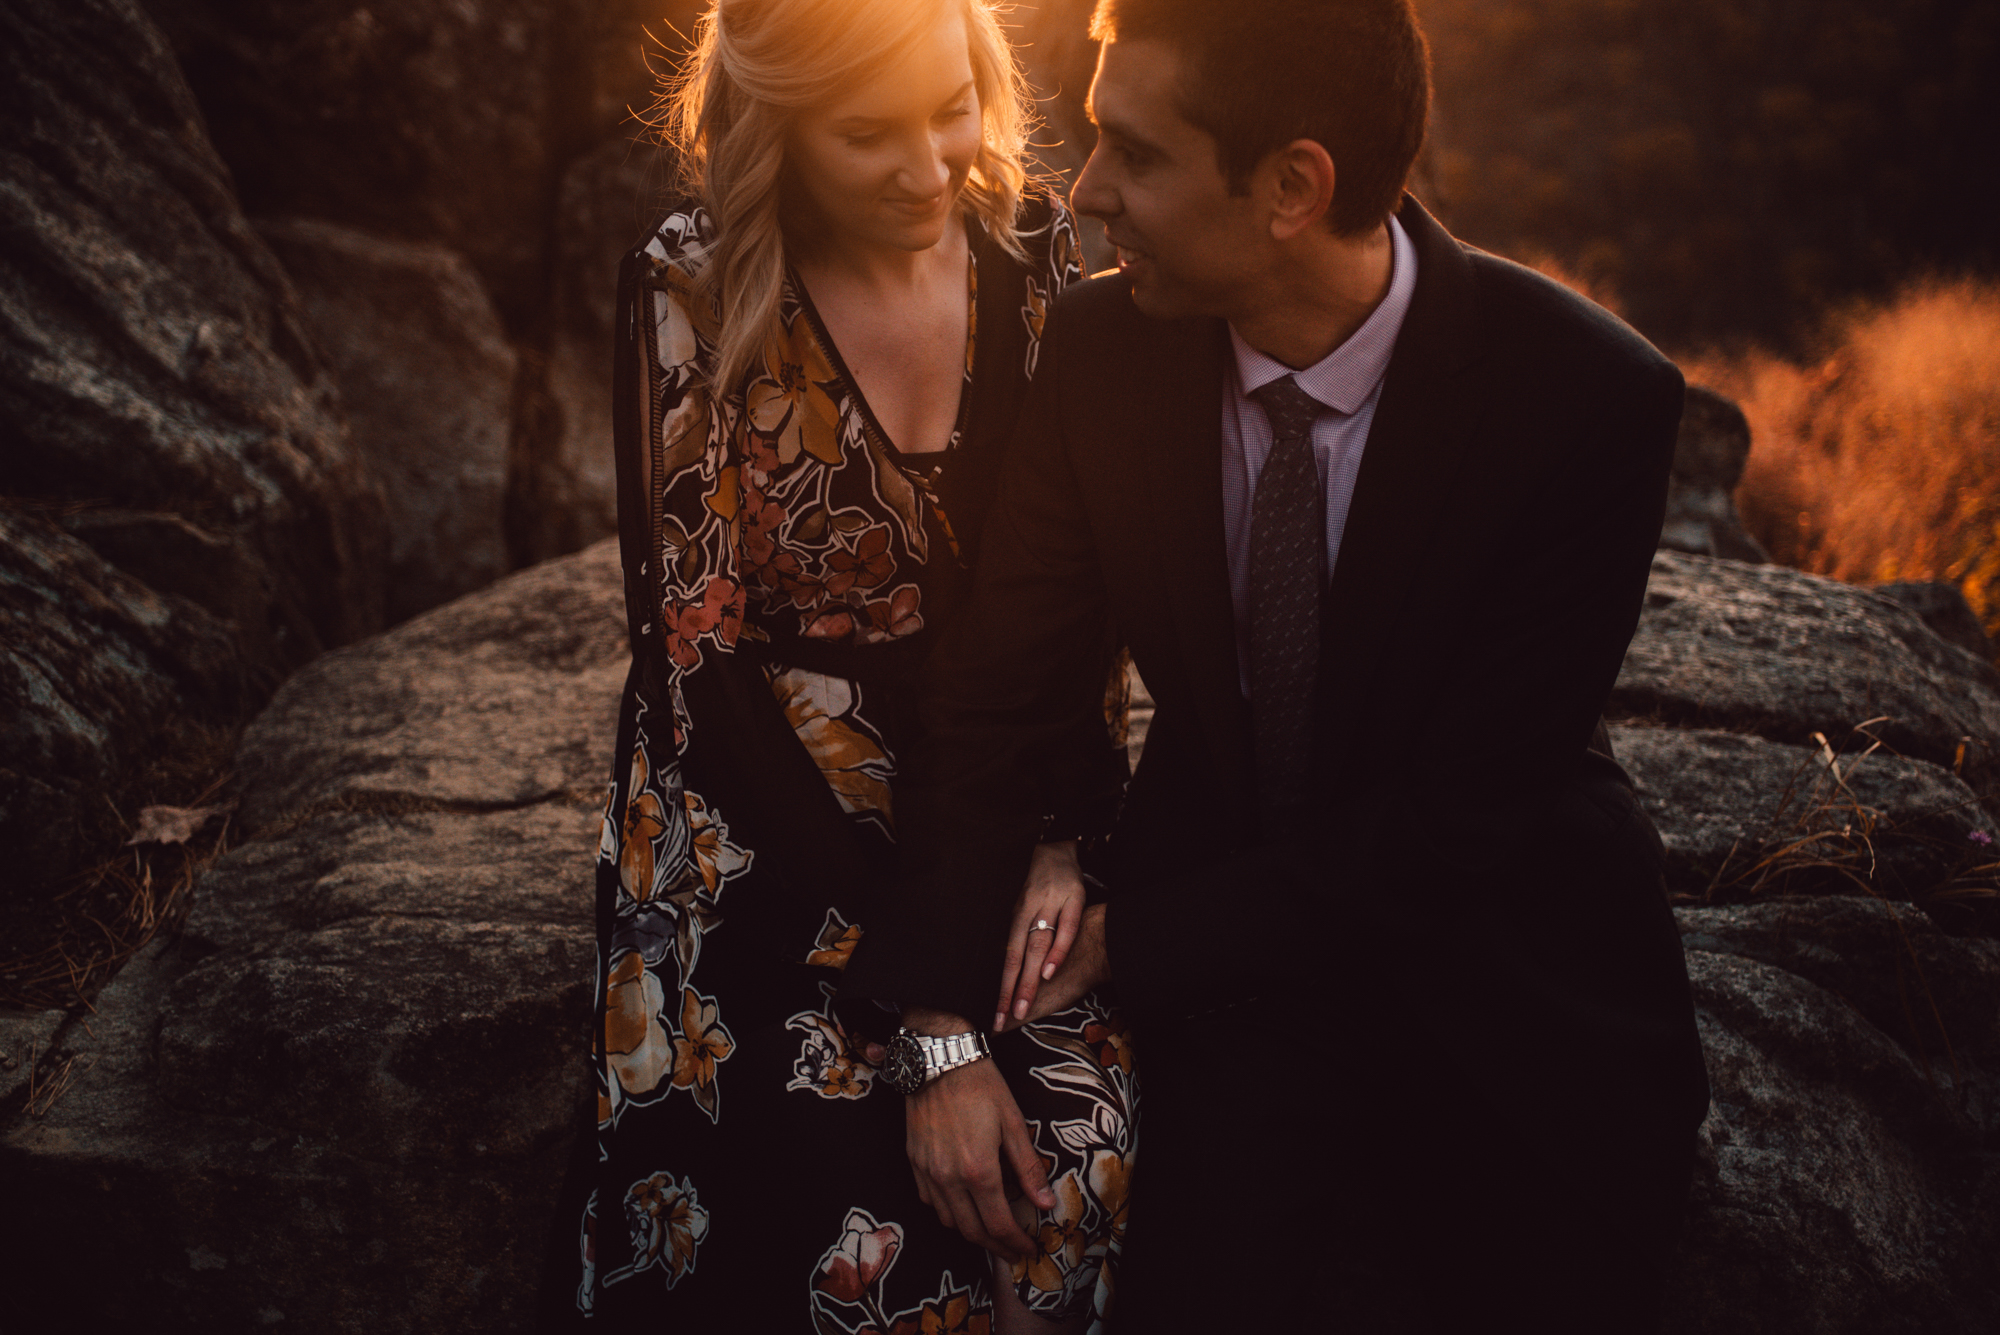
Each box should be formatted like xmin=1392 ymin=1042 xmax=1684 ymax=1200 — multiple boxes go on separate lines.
xmin=884 ymin=194 xmax=945 ymax=218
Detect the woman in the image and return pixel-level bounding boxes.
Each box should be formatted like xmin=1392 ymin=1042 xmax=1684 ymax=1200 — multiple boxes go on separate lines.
xmin=557 ymin=0 xmax=1136 ymax=1329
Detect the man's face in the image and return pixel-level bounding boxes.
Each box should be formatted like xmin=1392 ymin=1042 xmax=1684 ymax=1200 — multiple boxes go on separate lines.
xmin=1071 ymin=37 xmax=1267 ymax=320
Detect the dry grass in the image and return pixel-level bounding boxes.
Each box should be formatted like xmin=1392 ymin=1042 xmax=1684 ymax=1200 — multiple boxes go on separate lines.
xmin=1696 ymin=719 xmax=1999 ymax=918
xmin=1679 ymin=278 xmax=2000 ymax=637
xmin=1693 ymin=719 xmax=2000 ymax=1082
xmin=23 ymin=1044 xmax=93 ymax=1118
xmin=0 ymin=777 xmax=235 ymax=1013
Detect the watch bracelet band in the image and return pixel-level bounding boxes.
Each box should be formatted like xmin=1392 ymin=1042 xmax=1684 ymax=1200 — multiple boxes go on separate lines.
xmin=914 ymin=1028 xmax=988 ymax=1079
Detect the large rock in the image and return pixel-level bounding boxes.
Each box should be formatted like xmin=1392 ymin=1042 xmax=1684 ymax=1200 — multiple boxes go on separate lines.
xmin=0 ymin=539 xmax=626 ymax=1331
xmin=235 ymin=541 xmax=627 ymax=831
xmin=1614 ymin=723 xmax=1996 ymax=903
xmin=143 ymin=0 xmax=570 ymax=318
xmin=1672 ymin=898 xmax=2000 ymax=1333
xmin=0 ymin=1008 xmax=67 ymax=1111
xmin=256 ymin=219 xmax=515 ymax=623
xmin=539 ymin=134 xmax=673 ymax=563
xmin=140 ymin=0 xmax=694 ymax=323
xmin=1874 ymin=580 xmax=1996 ymax=662
xmin=1613 ymin=552 xmax=2000 ymax=774
xmin=1659 ymin=385 xmax=1768 ymax=563
xmin=0 ymin=513 xmax=246 ymax=893
xmin=138 ymin=2 xmax=702 ymax=570
xmin=0 ymin=0 xmax=384 ymax=904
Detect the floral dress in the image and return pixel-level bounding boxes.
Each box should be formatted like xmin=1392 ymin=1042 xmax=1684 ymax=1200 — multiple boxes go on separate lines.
xmin=558 ymin=191 xmax=1139 ymax=1333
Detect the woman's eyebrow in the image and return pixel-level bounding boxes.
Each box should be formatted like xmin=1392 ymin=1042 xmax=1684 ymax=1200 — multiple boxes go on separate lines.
xmin=831 ymin=81 xmax=976 ymax=129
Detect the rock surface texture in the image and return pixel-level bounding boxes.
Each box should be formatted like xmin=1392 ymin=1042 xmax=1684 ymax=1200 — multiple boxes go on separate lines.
xmin=1613 ymin=551 xmax=2000 ymax=775
xmin=255 ymin=218 xmax=516 ymax=622
xmin=1659 ymin=385 xmax=1769 ymax=563
xmin=1875 ymin=579 xmax=1997 ymax=662
xmin=1673 ymin=899 xmax=1999 ymax=1334
xmin=143 ymin=0 xmax=703 ymax=569
xmin=0 ymin=0 xmax=384 ymax=905
xmin=542 ymin=135 xmax=675 ymax=559
xmin=141 ymin=0 xmax=661 ymax=311
xmin=1 ymin=540 xmax=626 ymax=1330
xmin=5 ymin=544 xmax=1997 ymax=1331
xmin=0 ymin=513 xmax=247 ymax=890
xmin=1613 ymin=723 xmax=1995 ymax=902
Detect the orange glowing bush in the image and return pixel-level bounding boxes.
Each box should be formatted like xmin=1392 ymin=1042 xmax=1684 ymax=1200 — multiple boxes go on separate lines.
xmin=1680 ymin=279 xmax=2000 ymax=638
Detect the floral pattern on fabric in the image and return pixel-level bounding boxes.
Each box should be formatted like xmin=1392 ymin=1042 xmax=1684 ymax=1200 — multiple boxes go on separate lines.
xmin=603 ymin=949 xmax=673 ymax=1108
xmin=810 ymin=1209 xmax=992 ymax=1335
xmin=603 ymin=1170 xmax=710 ymax=1292
xmin=787 ymin=981 xmax=876 ymax=1101
xmin=641 ymin=216 xmax=747 ymax=694
xmin=805 ymin=907 xmax=864 ymax=971
xmin=685 ymin=787 xmax=751 ymax=894
xmin=769 ymin=666 xmax=896 ymax=824
xmin=575 ymin=1190 xmax=599 ymax=1314
xmin=631 ymin=203 xmax=1083 ymax=746
xmin=599 ymin=709 xmax=747 ymax=1130
xmin=1009 ymin=1004 xmax=1140 ymax=1330
xmin=571 ymin=190 xmax=1106 ymax=1328
xmin=1020 ymin=211 xmax=1080 ymax=379
xmin=669 ymin=985 xmax=735 ymax=1119
xmin=611 ymin=721 xmax=751 ymax=917
xmin=674 ymin=251 xmax=948 ymax=659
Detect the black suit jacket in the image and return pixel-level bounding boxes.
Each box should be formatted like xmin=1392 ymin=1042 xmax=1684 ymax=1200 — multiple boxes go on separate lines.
xmin=843 ymin=196 xmax=1709 ymax=1153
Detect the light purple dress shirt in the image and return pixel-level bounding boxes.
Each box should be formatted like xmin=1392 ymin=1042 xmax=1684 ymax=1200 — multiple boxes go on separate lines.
xmin=1222 ymin=212 xmax=1419 ymax=693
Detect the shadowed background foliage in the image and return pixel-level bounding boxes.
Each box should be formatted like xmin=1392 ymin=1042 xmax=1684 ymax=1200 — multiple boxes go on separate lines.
xmin=1418 ymin=0 xmax=2000 ymax=353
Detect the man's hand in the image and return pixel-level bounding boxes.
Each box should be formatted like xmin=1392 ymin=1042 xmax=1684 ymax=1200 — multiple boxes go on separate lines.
xmin=1000 ymin=902 xmax=1111 ymax=1030
xmin=900 ymin=1007 xmax=1055 ymax=1259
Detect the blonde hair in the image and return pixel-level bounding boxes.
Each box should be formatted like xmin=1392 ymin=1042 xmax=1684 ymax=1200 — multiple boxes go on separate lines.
xmin=662 ymin=0 xmax=1035 ymax=393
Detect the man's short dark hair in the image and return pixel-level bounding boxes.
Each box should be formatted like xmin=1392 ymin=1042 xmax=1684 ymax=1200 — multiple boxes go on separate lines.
xmin=1090 ymin=0 xmax=1431 ymax=236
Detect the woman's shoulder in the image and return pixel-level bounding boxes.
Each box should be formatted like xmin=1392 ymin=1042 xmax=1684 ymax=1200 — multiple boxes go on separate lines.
xmin=1012 ymin=179 xmax=1064 ymax=233
xmin=1001 ymin=181 xmax=1085 ymax=290
xmin=622 ymin=198 xmax=722 ymax=347
xmin=626 ymin=197 xmax=716 ymax=278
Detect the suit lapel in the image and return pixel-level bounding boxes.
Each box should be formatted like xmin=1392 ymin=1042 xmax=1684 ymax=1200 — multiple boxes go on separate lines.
xmin=1113 ymin=310 xmax=1252 ymax=795
xmin=1115 ymin=196 xmax=1483 ymax=798
xmin=1318 ymin=196 xmax=1485 ymax=754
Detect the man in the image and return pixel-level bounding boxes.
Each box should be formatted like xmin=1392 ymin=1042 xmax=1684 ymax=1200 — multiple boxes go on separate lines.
xmin=842 ymin=0 xmax=1711 ymax=1328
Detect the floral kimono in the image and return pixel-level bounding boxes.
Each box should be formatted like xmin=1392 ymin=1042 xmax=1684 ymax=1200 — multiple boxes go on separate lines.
xmin=558 ymin=190 xmax=1139 ymax=1333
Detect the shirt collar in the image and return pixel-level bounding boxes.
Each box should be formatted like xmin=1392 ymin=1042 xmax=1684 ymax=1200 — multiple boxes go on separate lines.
xmin=1228 ymin=211 xmax=1419 ymax=416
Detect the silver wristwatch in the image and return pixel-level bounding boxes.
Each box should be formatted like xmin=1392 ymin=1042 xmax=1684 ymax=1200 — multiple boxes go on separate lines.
xmin=881 ymin=1026 xmax=991 ymax=1095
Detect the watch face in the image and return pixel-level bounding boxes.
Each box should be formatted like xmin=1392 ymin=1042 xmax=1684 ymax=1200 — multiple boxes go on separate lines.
xmin=883 ymin=1034 xmax=927 ymax=1095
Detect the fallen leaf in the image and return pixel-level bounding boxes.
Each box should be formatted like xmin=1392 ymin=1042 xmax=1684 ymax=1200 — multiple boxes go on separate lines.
xmin=125 ymin=801 xmax=235 ymax=847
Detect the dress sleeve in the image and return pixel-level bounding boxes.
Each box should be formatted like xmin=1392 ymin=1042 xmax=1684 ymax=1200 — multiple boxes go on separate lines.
xmin=601 ymin=212 xmax=752 ymax=922
xmin=616 ymin=212 xmax=748 ymax=730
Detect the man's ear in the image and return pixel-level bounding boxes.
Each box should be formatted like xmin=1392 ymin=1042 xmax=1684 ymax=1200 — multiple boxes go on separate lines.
xmin=1264 ymin=138 xmax=1336 ymax=241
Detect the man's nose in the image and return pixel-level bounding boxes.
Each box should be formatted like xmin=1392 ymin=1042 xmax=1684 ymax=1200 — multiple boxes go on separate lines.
xmin=1070 ymin=144 xmax=1115 ymax=220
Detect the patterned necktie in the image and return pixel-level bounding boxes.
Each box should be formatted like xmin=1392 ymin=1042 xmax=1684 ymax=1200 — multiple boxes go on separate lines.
xmin=1247 ymin=375 xmax=1325 ymax=815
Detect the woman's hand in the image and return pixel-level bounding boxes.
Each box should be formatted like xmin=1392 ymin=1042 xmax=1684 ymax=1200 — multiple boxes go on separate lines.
xmin=995 ymin=839 xmax=1087 ymax=1032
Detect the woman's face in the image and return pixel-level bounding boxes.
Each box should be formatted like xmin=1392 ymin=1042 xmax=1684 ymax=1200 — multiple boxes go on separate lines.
xmin=786 ymin=7 xmax=982 ymax=257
